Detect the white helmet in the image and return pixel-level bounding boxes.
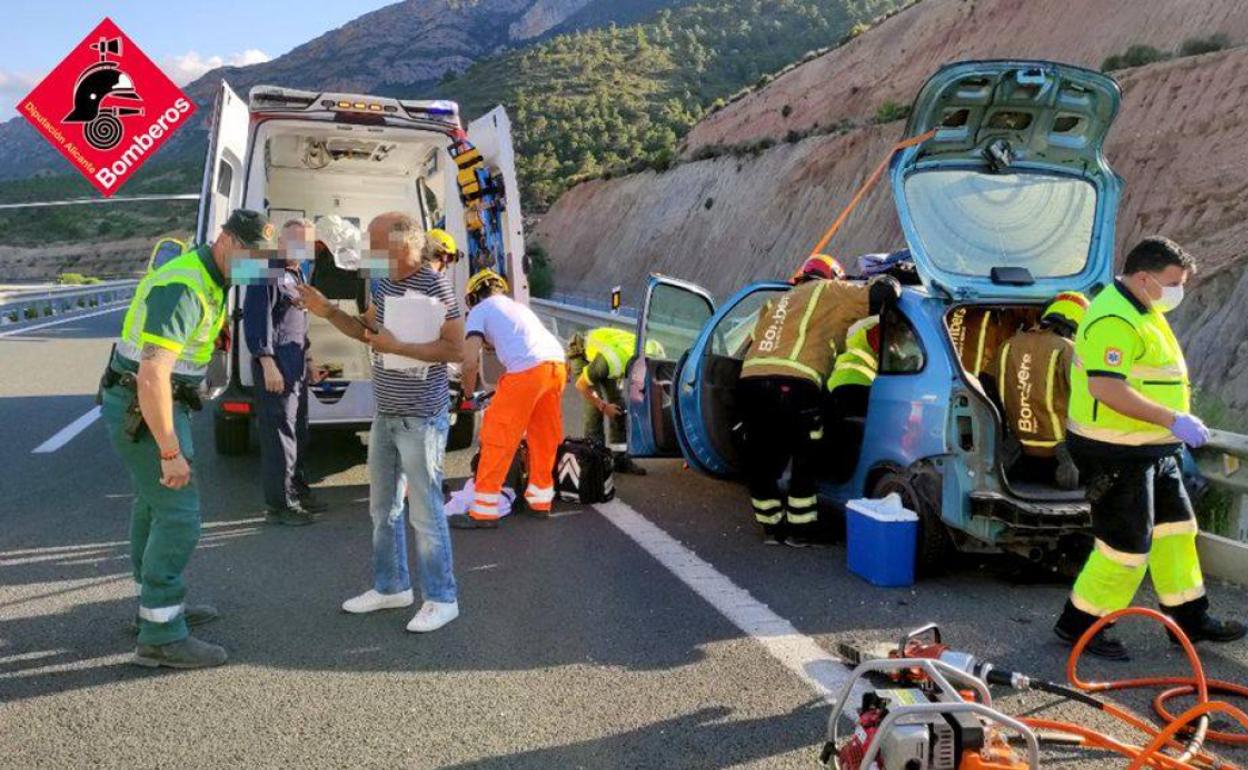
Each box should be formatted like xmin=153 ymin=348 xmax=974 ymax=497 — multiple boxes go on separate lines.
xmin=315 ymin=215 xmax=363 ymax=271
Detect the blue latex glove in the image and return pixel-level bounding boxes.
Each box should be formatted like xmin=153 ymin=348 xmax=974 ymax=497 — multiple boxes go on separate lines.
xmin=1171 ymin=413 xmax=1210 ymax=448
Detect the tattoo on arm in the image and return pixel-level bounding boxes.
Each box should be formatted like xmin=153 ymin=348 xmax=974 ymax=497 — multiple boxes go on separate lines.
xmin=140 ymin=344 xmax=175 ymax=364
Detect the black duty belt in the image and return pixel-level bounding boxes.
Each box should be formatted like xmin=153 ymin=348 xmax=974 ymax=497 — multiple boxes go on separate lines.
xmin=100 ymin=366 xmax=204 ymax=411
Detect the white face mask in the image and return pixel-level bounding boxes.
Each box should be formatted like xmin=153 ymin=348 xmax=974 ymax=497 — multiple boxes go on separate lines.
xmin=1146 ymin=274 xmax=1185 ymax=313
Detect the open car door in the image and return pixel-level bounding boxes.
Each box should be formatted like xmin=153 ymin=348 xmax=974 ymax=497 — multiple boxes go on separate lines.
xmin=196 ymin=81 xmax=250 ymax=399
xmin=674 ymin=281 xmax=792 ymax=477
xmin=626 ymin=275 xmax=714 ymax=458
xmin=465 ymin=106 xmax=528 ymax=304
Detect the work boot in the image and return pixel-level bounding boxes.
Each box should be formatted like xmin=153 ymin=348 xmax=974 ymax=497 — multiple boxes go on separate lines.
xmin=613 ymin=454 xmax=648 ymax=476
xmin=784 ymin=534 xmax=828 ymax=549
xmin=265 ymin=504 xmax=316 ymax=526
xmin=759 ymin=525 xmax=782 ymax=546
xmin=1168 ymin=614 xmax=1248 ymax=645
xmin=297 ymin=493 xmax=329 ymax=513
xmin=1054 ymin=623 xmax=1129 ymax=661
xmin=1055 ymin=444 xmax=1080 ymax=490
xmin=133 ymin=636 xmax=228 ymax=669
xmin=448 ymin=514 xmax=499 ymax=530
xmin=130 ymin=603 xmax=219 ymax=635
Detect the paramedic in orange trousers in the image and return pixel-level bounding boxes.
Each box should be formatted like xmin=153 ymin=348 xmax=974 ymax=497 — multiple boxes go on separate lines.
xmin=454 ymin=269 xmax=567 ymax=528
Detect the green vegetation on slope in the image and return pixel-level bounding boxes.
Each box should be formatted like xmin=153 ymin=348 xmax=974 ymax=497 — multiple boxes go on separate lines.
xmin=0 ymin=162 xmax=198 ymax=247
xmin=0 ymin=0 xmax=908 ymax=246
xmin=439 ymin=0 xmax=907 ymax=210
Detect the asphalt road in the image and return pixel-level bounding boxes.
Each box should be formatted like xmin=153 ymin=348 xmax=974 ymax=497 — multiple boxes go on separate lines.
xmin=2 ymin=305 xmax=1246 ymax=769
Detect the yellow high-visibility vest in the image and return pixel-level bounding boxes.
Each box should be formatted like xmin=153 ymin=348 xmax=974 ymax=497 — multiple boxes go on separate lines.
xmin=1067 ymin=282 xmax=1189 ymax=446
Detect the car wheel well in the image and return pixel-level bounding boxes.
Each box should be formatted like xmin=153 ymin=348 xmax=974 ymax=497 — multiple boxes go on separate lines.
xmin=867 ymin=461 xmax=952 ymax=577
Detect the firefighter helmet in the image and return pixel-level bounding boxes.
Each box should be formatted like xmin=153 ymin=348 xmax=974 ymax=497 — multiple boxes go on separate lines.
xmin=465 ymin=269 xmax=509 ymax=307
xmin=792 ymin=253 xmax=845 ymax=284
xmin=427 ymin=228 xmax=457 ymax=256
xmin=1042 ymin=291 xmax=1089 ymax=330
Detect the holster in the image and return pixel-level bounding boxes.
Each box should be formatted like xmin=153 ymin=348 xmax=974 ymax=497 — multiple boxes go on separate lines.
xmin=98 ymin=365 xmax=202 ymax=443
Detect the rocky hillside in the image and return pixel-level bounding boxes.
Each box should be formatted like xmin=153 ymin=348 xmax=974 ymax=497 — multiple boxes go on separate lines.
xmin=534 ymin=0 xmax=1248 ymax=410
xmin=682 ymin=0 xmax=1248 ymax=156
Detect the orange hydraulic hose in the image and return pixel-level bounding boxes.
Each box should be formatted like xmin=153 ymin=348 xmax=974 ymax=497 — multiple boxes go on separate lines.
xmin=1018 ymin=607 xmax=1248 ymax=770
xmin=802 ymin=127 xmax=937 ymax=266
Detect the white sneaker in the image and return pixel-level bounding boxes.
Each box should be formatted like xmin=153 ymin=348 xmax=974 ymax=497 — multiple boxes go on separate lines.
xmin=341 ymin=588 xmax=414 ymax=614
xmin=406 ymin=600 xmax=459 ymax=633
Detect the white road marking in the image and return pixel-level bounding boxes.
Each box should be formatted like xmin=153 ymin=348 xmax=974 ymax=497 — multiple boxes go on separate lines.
xmin=0 ymin=302 xmax=127 ymax=338
xmin=595 ymin=498 xmax=863 ymax=703
xmin=31 ymin=406 xmax=102 ymax=454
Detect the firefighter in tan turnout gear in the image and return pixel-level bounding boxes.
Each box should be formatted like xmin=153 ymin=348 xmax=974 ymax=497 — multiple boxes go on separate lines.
xmin=737 ymin=255 xmax=899 ymax=546
xmin=997 ymin=292 xmax=1088 ymax=490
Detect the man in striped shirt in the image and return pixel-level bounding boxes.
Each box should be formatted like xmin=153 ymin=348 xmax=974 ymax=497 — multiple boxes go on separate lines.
xmin=299 ymin=213 xmax=463 ymax=633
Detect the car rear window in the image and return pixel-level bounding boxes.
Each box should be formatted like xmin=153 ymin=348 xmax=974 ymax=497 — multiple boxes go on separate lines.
xmin=903 ymin=169 xmax=1095 ymax=279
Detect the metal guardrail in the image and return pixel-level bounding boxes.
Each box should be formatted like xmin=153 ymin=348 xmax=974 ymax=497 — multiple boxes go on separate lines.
xmin=530 ymin=296 xmax=637 ymax=339
xmin=1194 ymin=429 xmax=1248 ymax=585
xmin=546 ymin=290 xmax=639 ymax=318
xmin=0 ymin=279 xmax=138 ymax=326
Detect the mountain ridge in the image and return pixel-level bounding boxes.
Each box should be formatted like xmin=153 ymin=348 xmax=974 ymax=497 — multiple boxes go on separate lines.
xmin=0 ymin=0 xmax=604 ymax=180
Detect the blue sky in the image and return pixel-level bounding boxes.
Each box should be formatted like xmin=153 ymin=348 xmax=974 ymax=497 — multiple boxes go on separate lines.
xmin=0 ymin=0 xmax=396 ymax=119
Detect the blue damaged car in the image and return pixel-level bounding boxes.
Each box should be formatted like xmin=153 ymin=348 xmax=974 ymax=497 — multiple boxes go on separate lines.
xmin=624 ymin=60 xmax=1124 ymax=573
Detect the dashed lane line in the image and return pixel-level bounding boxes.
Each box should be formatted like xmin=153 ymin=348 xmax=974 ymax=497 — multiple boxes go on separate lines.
xmin=31 ymin=406 xmax=102 ymax=454
xmin=594 ymin=497 xmax=863 ymax=704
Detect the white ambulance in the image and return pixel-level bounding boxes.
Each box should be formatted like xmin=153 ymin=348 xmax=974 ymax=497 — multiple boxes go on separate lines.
xmin=197 ymin=82 xmax=527 ymax=454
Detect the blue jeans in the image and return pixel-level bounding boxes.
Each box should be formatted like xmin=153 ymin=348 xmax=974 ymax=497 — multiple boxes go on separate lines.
xmin=368 ymin=413 xmax=457 ymax=603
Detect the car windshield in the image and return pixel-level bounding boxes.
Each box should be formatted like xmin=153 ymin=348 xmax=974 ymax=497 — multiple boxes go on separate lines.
xmin=903 ymin=169 xmax=1096 ymax=278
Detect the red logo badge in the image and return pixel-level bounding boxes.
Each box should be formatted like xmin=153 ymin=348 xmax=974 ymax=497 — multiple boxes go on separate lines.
xmin=1105 ymin=347 xmax=1123 ymax=367
xmin=18 ymin=18 xmax=196 ymax=196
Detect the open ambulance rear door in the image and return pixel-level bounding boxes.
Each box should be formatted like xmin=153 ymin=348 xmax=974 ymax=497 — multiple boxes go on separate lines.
xmin=196 ymin=81 xmax=250 ymax=401
xmin=464 ymin=106 xmax=528 ymax=305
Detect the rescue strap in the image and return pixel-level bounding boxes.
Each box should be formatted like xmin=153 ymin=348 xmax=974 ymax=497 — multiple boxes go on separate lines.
xmin=800 ymin=128 xmax=938 ymax=276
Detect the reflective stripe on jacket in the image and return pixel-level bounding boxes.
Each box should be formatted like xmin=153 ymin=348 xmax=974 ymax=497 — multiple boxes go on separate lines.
xmin=827 ymin=315 xmax=879 ymax=391
xmin=741 ymin=279 xmax=868 ymax=385
xmin=1067 ymin=283 xmax=1190 ymax=446
xmin=116 ymin=248 xmax=226 ymax=377
xmin=584 ymin=327 xmax=636 ymax=379
xmin=998 ymin=328 xmax=1073 ymax=457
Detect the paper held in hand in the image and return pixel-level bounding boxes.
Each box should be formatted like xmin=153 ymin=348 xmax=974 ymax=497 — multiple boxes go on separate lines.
xmin=381 ymin=292 xmax=445 ymax=373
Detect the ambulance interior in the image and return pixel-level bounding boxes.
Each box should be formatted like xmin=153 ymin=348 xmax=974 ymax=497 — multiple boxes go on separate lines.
xmin=239 ymin=121 xmax=463 ymax=389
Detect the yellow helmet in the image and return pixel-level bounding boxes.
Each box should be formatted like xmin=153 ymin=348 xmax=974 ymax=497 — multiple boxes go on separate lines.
xmin=465 ymin=269 xmax=509 ymax=307
xmin=427 ymin=228 xmax=457 ymax=256
xmin=1042 ymin=291 xmax=1089 ymax=330
xmin=644 ymin=338 xmax=667 ymax=358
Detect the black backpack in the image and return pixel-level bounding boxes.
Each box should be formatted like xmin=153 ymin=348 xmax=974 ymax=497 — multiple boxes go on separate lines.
xmin=554 ymin=438 xmax=615 ymax=504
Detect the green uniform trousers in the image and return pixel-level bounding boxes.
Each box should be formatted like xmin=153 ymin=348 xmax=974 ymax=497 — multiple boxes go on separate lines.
xmin=571 ymin=358 xmax=625 ymax=448
xmin=101 ymin=384 xmax=201 ymax=646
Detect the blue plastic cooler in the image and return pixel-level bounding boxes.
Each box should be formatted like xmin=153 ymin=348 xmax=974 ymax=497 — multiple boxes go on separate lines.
xmin=845 ymin=494 xmax=919 ymax=587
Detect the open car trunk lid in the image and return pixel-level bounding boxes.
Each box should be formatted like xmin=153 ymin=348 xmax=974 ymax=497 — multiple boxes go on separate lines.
xmin=890 ymin=60 xmax=1122 ymax=301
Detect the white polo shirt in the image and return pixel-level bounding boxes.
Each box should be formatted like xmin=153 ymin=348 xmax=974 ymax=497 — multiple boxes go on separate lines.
xmin=465 ymin=294 xmax=565 ymax=373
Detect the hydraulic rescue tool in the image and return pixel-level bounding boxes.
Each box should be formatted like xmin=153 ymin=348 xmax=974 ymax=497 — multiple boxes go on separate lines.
xmin=823 ymin=611 xmax=1248 ymax=770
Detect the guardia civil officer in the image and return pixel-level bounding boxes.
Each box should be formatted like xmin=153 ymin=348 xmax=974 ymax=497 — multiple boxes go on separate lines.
xmin=1054 ymin=237 xmax=1246 ymax=659
xmin=99 ymin=209 xmax=271 ymax=669
xmin=244 ymin=218 xmax=328 ymax=526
